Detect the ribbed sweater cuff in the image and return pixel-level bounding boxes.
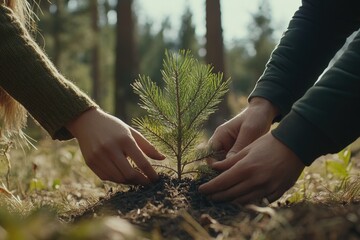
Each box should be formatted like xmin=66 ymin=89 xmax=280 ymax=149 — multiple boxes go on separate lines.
xmin=271 ymin=110 xmax=337 ymax=166
xmin=0 ymin=6 xmax=97 ymax=140
xmin=249 ymin=80 xmax=293 ymax=121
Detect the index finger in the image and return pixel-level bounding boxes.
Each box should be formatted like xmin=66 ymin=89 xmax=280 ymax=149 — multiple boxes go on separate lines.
xmin=227 ymin=124 xmax=265 ymax=157
xmin=125 ymin=141 xmax=159 ymax=182
xmin=209 ymin=126 xmax=238 ymax=152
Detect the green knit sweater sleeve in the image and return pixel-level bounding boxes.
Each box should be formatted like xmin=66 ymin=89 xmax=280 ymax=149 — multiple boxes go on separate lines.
xmin=249 ymin=0 xmax=360 ymax=118
xmin=0 ymin=5 xmax=97 ymax=140
xmin=272 ymin=32 xmax=360 ymax=165
xmin=248 ymin=0 xmax=360 ymax=166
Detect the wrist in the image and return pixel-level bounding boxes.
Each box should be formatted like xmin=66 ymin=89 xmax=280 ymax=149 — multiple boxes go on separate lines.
xmin=249 ymin=97 xmax=280 ymax=121
xmin=66 ymin=107 xmax=100 ymax=137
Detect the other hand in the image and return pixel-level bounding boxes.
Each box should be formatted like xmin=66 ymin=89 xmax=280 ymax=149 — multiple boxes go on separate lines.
xmin=209 ymin=97 xmax=279 ymax=163
xmin=199 ymin=133 xmax=305 ymax=203
xmin=66 ymin=108 xmax=165 ymax=185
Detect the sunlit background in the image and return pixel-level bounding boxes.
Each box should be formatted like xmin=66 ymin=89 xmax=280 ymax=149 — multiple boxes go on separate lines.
xmin=3 ymin=3 xmax=360 ymax=239
xmin=135 ymin=0 xmax=301 ymax=42
xmin=32 ymin=0 xmax=303 ymax=137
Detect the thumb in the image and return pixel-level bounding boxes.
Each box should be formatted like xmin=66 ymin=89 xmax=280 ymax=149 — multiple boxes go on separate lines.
xmin=130 ymin=128 xmax=166 ymax=160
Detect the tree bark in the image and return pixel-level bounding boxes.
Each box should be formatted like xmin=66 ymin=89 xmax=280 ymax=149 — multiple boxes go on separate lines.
xmin=114 ymin=0 xmax=137 ymax=121
xmin=91 ymin=0 xmax=101 ymax=103
xmin=205 ymin=0 xmax=230 ymax=132
xmin=53 ymin=0 xmax=64 ymax=68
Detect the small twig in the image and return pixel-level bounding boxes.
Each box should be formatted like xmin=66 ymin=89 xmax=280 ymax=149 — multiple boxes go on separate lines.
xmin=186 ymin=150 xmax=227 ymax=165
xmin=151 ymin=164 xmax=177 ymax=174
xmin=182 ymin=170 xmax=200 ymax=175
xmin=141 ymin=125 xmax=177 ymax=156
xmin=185 ymin=155 xmax=210 ymax=165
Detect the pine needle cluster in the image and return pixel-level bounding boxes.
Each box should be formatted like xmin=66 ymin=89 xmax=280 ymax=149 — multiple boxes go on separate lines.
xmin=132 ymin=50 xmax=230 ymax=180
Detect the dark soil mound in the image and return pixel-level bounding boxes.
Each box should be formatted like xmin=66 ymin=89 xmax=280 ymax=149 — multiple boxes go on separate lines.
xmin=74 ymin=175 xmax=255 ymax=239
xmin=72 ymin=174 xmax=360 ymax=239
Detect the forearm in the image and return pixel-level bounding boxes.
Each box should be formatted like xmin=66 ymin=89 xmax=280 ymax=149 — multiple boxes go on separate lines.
xmin=272 ymin=31 xmax=360 ymax=165
xmin=250 ymin=0 xmax=360 ymax=118
xmin=0 ymin=5 xmax=97 ymax=140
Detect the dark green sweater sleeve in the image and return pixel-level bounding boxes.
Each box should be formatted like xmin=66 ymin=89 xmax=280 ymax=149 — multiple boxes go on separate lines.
xmin=249 ymin=0 xmax=360 ymax=165
xmin=0 ymin=6 xmax=97 ymax=140
xmin=249 ymin=0 xmax=360 ymax=117
xmin=273 ymin=32 xmax=360 ymax=165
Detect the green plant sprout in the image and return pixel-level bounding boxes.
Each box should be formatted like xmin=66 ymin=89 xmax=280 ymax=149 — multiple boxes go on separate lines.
xmin=132 ymin=50 xmax=230 ymax=180
xmin=326 ymin=147 xmax=352 ymax=181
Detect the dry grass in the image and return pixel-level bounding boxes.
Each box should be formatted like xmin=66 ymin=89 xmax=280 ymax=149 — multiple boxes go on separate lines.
xmin=0 ymin=138 xmax=359 ymax=239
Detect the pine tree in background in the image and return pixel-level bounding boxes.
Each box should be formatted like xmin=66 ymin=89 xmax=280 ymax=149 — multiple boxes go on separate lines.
xmin=225 ymin=41 xmax=252 ymax=95
xmin=137 ymin=19 xmax=172 ymax=88
xmin=90 ymin=0 xmax=101 ymax=103
xmin=178 ymin=7 xmax=199 ymax=58
xmin=132 ymin=50 xmax=230 ymax=180
xmin=225 ymin=0 xmax=276 ymax=96
xmin=52 ymin=0 xmax=65 ymax=67
xmin=247 ymin=0 xmax=276 ymax=83
xmin=36 ymin=0 xmax=94 ymax=93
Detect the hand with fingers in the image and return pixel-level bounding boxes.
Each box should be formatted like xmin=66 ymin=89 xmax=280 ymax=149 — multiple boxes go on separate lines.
xmin=199 ymin=133 xmax=305 ymax=203
xmin=66 ymin=108 xmax=165 ymax=185
xmin=208 ymin=97 xmax=279 ymax=164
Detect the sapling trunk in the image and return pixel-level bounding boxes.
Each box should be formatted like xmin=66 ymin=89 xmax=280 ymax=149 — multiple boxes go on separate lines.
xmin=176 ymin=67 xmax=183 ymax=180
xmin=132 ymin=50 xmax=230 ymax=180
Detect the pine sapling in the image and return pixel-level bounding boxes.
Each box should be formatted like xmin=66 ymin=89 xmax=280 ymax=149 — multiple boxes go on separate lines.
xmin=132 ymin=50 xmax=230 ymax=180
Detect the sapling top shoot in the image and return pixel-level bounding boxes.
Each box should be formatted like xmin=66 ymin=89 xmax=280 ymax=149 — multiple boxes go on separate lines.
xmin=132 ymin=50 xmax=230 ymax=180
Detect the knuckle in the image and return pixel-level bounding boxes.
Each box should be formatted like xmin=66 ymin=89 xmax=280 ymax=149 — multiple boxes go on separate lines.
xmin=116 ymin=133 xmax=132 ymax=144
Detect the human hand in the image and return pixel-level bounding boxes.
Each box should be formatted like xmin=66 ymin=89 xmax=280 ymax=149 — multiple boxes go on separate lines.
xmin=209 ymin=97 xmax=279 ymax=162
xmin=199 ymin=133 xmax=305 ymax=203
xmin=66 ymin=108 xmax=165 ymax=185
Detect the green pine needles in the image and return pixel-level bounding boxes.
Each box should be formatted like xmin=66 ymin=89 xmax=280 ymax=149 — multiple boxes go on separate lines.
xmin=132 ymin=50 xmax=230 ymax=180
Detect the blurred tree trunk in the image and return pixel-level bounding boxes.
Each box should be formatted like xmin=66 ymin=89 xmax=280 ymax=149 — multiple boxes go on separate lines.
xmin=205 ymin=0 xmax=230 ymax=132
xmin=91 ymin=0 xmax=101 ymax=103
xmin=115 ymin=0 xmax=137 ymax=121
xmin=103 ymin=0 xmax=111 ymax=25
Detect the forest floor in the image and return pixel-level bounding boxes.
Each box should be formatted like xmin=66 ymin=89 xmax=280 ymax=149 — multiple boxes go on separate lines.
xmin=72 ymin=174 xmax=360 ymax=240
xmin=0 ymin=138 xmax=360 ymax=240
